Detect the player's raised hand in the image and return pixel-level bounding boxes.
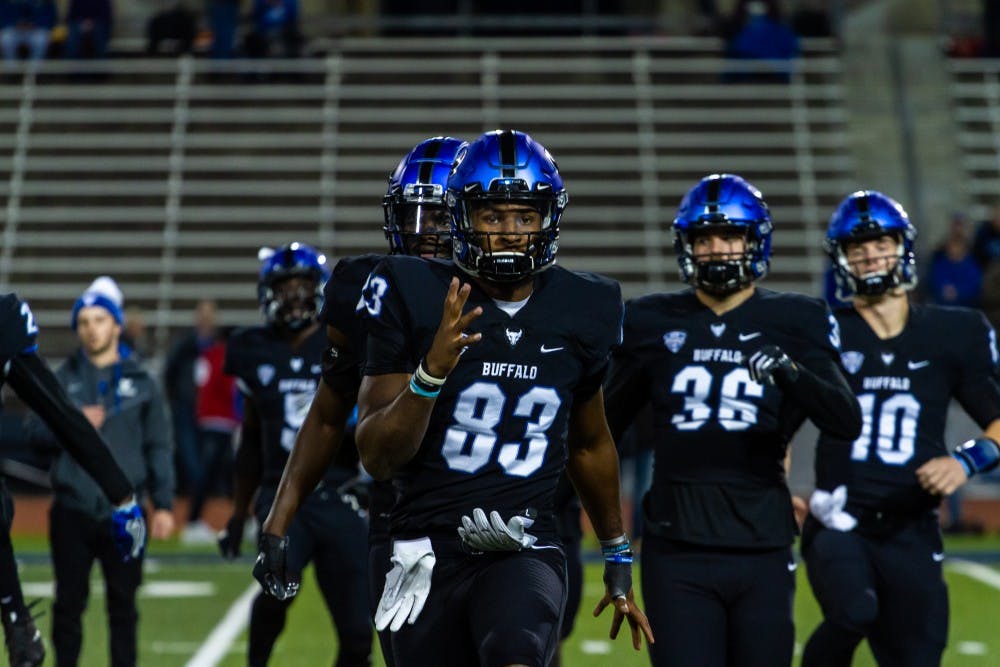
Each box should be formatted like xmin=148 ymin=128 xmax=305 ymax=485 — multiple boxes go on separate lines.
xmin=424 ymin=277 xmax=482 ymax=378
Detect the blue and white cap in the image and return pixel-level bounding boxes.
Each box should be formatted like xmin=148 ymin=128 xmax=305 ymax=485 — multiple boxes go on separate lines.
xmin=71 ymin=275 xmax=125 ymax=330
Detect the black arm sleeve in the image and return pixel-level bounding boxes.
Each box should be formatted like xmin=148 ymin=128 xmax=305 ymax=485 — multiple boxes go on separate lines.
xmin=777 ymin=354 xmax=861 ymax=442
xmin=6 ymin=354 xmax=133 ymax=504
xmin=603 ymin=351 xmax=650 ymax=444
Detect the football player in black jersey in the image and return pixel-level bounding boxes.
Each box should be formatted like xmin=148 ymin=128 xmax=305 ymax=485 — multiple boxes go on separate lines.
xmin=800 ymin=191 xmax=1000 ymax=667
xmin=0 ymin=293 xmax=146 ymax=667
xmin=604 ymin=173 xmax=861 ymax=667
xmin=248 ymin=136 xmax=466 ymax=667
xmin=355 ymin=130 xmax=653 ymax=667
xmin=219 ymin=243 xmax=372 ymax=667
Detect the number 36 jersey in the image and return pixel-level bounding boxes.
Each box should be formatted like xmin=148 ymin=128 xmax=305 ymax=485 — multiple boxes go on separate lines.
xmin=815 ymin=304 xmax=1000 ymax=515
xmin=605 ymin=288 xmax=844 ymax=549
xmin=360 ymin=256 xmax=622 ymax=543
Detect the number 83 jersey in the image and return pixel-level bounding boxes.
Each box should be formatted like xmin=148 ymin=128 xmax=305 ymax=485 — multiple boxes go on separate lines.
xmin=816 ymin=303 xmax=1000 ymax=515
xmin=606 ymin=288 xmax=843 ymax=548
xmin=360 ymin=256 xmax=623 ymax=543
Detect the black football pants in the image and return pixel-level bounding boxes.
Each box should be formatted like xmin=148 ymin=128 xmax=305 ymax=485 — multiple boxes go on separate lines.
xmin=641 ymin=535 xmax=795 ymax=667
xmin=801 ymin=516 xmax=948 ymax=667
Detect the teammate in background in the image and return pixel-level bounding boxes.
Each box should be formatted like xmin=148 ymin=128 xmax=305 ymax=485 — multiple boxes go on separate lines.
xmin=36 ymin=276 xmax=175 ymax=667
xmin=219 ymin=244 xmax=371 ymax=667
xmin=801 ymin=191 xmax=1000 ymax=667
xmin=250 ymin=136 xmax=466 ymax=667
xmin=604 ymin=173 xmax=860 ymax=667
xmin=355 ymin=129 xmax=653 ymax=666
xmin=0 ymin=286 xmax=145 ymax=667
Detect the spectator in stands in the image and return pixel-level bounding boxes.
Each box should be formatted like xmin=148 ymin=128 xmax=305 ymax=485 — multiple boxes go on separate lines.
xmin=724 ymin=0 xmax=799 ymax=82
xmin=207 ymin=0 xmax=240 ymax=59
xmin=38 ymin=276 xmax=174 ymax=667
xmin=925 ymin=212 xmax=982 ymax=309
xmin=972 ymin=202 xmax=1000 ymax=269
xmin=164 ymin=299 xmax=217 ymax=497
xmin=181 ymin=327 xmax=239 ymax=544
xmin=245 ymin=0 xmax=301 ymax=58
xmin=0 ymin=0 xmax=56 ymax=62
xmin=146 ymin=0 xmax=197 ymax=56
xmin=64 ymin=0 xmax=111 ymax=60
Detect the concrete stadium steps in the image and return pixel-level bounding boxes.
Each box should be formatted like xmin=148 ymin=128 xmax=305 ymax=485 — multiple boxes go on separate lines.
xmin=0 ymin=37 xmax=853 ymax=354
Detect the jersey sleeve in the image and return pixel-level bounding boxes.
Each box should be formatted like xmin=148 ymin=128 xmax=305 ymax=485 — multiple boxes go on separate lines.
xmin=359 ymin=260 xmax=415 ymax=376
xmin=953 ymin=310 xmax=1000 ymax=428
xmin=790 ymin=298 xmax=842 ymax=365
xmin=604 ymin=298 xmax=652 ymax=441
xmin=572 ymin=276 xmax=623 ymax=401
xmin=223 ymin=329 xmax=257 ymax=396
xmin=0 ymin=295 xmax=39 ymax=366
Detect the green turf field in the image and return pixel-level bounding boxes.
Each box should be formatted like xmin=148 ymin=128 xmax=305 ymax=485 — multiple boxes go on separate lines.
xmin=10 ymin=535 xmax=1000 ymax=666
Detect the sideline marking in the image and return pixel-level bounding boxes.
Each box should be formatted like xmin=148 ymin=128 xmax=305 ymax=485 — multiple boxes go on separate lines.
xmin=185 ymin=583 xmax=258 ymax=667
xmin=947 ymin=559 xmax=1000 ymax=590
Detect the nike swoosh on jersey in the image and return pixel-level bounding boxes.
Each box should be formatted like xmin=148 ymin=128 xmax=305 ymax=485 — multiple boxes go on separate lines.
xmin=540 ymin=345 xmax=564 ymax=354
xmin=787 ymin=561 xmax=798 ymax=572
xmin=908 ymin=360 xmax=930 ymax=370
xmin=738 ymin=332 xmax=762 ymax=341
xmin=931 ymin=552 xmax=945 ymax=562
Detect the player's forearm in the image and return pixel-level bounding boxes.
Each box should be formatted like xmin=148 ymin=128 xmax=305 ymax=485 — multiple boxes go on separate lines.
xmin=782 ymin=358 xmax=862 ymax=441
xmin=356 ymin=386 xmax=433 ymax=480
xmin=8 ymin=355 xmax=133 ymax=504
xmin=567 ymin=438 xmax=626 ymax=541
xmin=264 ymin=385 xmax=349 ymax=535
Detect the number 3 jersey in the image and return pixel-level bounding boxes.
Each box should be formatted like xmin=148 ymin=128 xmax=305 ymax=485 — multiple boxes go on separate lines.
xmin=606 ymin=288 xmax=845 ymax=549
xmin=816 ymin=304 xmax=1000 ymax=515
xmin=225 ymin=324 xmax=355 ymax=487
xmin=360 ymin=255 xmax=622 ymax=543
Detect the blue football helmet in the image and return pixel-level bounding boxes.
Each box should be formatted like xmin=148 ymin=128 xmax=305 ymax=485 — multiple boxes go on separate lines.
xmin=258 ymin=242 xmax=331 ymax=331
xmin=447 ymin=130 xmax=567 ymax=283
xmin=825 ymin=190 xmax=917 ymax=300
xmin=673 ymin=173 xmax=773 ymax=294
xmin=383 ymin=136 xmax=467 ymax=258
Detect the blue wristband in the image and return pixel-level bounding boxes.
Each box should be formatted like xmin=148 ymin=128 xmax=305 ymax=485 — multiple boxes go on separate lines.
xmin=408 ymin=377 xmax=440 ymax=399
xmin=953 ymin=437 xmax=1000 ymax=477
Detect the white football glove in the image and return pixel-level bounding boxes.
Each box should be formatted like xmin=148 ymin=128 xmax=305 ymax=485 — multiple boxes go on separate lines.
xmin=374 ymin=537 xmax=436 ymax=633
xmin=457 ymin=508 xmax=538 ymax=552
xmin=809 ymin=485 xmax=858 ymax=532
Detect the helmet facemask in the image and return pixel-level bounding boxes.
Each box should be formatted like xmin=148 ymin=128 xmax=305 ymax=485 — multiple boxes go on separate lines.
xmin=828 ymin=229 xmax=914 ymax=301
xmin=676 ymin=223 xmax=767 ymax=295
xmin=262 ymin=274 xmax=322 ymax=332
xmin=384 ymin=183 xmax=452 ymax=259
xmin=450 ymin=185 xmax=564 ymax=284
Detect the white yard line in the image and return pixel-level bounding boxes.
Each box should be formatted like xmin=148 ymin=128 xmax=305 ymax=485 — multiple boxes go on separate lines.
xmin=185 ymin=582 xmax=258 ymax=667
xmin=947 ymin=558 xmax=1000 ymax=591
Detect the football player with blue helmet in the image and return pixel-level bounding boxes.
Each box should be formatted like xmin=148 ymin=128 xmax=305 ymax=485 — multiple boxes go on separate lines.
xmin=355 ymin=130 xmax=652 ymax=666
xmin=252 ymin=137 xmax=466 ymax=667
xmin=801 ymin=191 xmax=1000 ymax=667
xmin=605 ymin=174 xmax=860 ymax=666
xmin=220 ymin=242 xmax=374 ymax=667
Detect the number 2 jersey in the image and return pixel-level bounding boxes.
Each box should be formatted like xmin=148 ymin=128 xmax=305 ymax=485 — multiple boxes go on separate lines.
xmin=360 ymin=255 xmax=622 ymax=543
xmin=225 ymin=323 xmax=357 ymax=488
xmin=815 ymin=303 xmax=1000 ymax=516
xmin=0 ymin=293 xmax=38 ymax=392
xmin=605 ymin=287 xmax=853 ymax=549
